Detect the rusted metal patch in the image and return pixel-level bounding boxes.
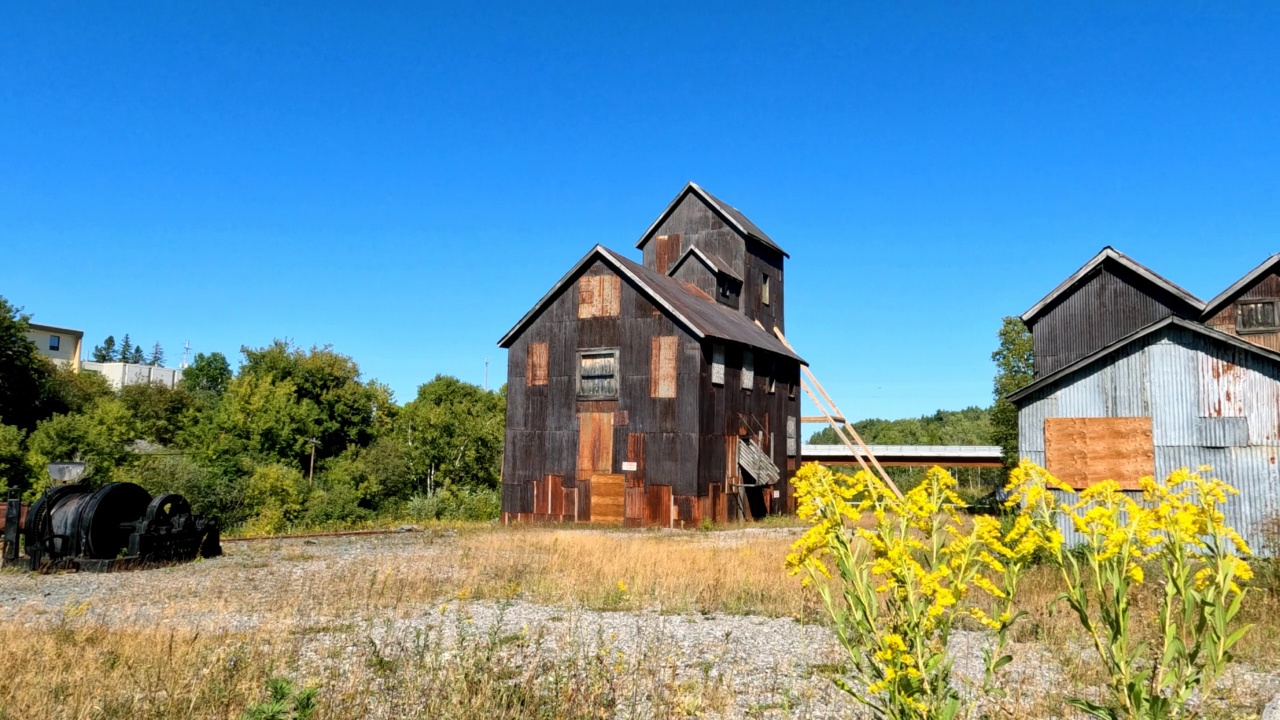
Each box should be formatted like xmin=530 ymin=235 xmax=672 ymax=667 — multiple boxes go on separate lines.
xmin=1200 ymin=354 xmax=1246 ymax=418
xmin=526 ymin=342 xmax=549 ymax=386
xmin=577 ymin=412 xmax=614 ymax=480
xmin=577 ymin=275 xmax=621 ymax=319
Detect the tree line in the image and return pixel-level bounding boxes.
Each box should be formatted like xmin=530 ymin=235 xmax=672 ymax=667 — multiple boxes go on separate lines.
xmin=0 ymin=296 xmax=504 ymax=532
xmin=90 ymin=334 xmax=167 ymax=366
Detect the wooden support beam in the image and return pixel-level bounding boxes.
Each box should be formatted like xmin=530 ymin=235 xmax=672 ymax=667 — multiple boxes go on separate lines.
xmin=800 ymin=415 xmax=846 ymax=424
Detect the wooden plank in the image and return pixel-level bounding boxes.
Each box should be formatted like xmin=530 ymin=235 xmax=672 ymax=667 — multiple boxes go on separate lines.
xmin=577 ymin=412 xmax=615 ymax=479
xmin=800 ymin=416 xmax=845 ymax=424
xmin=1045 ymin=417 xmax=1154 ymax=490
xmin=577 ymin=275 xmax=621 ymax=319
xmin=626 ymin=433 xmax=645 ymax=488
xmin=577 ymin=275 xmax=598 ymax=319
xmin=589 ymin=473 xmax=626 ymax=524
xmin=651 ymin=335 xmax=678 ymax=398
xmin=527 ymin=342 xmax=549 ymax=386
xmin=549 ymin=475 xmax=564 ymax=516
xmin=625 ymin=486 xmax=646 ymax=523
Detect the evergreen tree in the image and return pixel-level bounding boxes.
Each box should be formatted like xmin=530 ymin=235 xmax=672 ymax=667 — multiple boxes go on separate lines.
xmin=148 ymin=342 xmax=164 ymax=367
xmin=92 ymin=335 xmax=118 ymax=362
xmin=129 ymin=344 xmax=145 ymax=364
xmin=119 ymin=335 xmax=134 ymax=364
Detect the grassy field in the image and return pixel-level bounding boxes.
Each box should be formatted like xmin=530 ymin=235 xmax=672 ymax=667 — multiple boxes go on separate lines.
xmin=2 ymin=522 xmax=1278 ymax=719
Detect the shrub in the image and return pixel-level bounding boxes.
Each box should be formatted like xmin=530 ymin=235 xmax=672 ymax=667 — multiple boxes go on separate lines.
xmin=405 ymin=485 xmax=500 ymax=522
xmin=241 ymin=464 xmax=307 ymax=535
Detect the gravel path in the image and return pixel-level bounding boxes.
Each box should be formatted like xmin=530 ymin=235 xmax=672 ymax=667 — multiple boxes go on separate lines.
xmin=1 ymin=530 xmax=1276 ymax=719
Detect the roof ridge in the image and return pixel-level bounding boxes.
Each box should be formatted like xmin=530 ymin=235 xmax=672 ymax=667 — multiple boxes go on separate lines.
xmin=1020 ymin=247 xmax=1203 ymax=323
xmin=1200 ymin=253 xmax=1280 ymax=320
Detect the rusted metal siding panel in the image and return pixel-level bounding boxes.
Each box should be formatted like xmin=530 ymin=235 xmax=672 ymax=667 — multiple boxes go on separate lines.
xmin=527 ymin=342 xmax=549 ymax=386
xmin=1196 ymin=417 xmax=1249 ymax=448
xmin=1148 ymin=337 xmax=1199 ymax=447
xmin=651 ymin=336 xmax=678 ymax=398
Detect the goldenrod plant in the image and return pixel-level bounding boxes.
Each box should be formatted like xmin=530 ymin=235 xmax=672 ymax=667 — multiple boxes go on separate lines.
xmin=1040 ymin=465 xmax=1253 ymax=720
xmin=787 ymin=463 xmax=1056 ymax=720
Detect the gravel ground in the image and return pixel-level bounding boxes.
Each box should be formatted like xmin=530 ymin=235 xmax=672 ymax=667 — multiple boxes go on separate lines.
xmin=1 ymin=530 xmax=1276 ymax=719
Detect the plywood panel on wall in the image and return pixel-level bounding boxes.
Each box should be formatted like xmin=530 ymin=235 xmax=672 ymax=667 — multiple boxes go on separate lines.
xmin=590 ymin=473 xmax=625 ymax=524
xmin=651 ymin=336 xmax=678 ymax=398
xmin=1045 ymin=417 xmax=1154 ymax=490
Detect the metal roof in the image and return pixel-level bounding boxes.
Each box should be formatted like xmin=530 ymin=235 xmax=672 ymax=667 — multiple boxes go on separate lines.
xmin=1007 ymin=315 xmax=1280 ymax=404
xmin=1200 ymin=253 xmax=1280 ymax=320
xmin=636 ymin=182 xmax=788 ymax=258
xmin=1020 ymin=247 xmax=1204 ymax=323
xmin=497 ymin=245 xmax=803 ymax=362
xmin=668 ymin=245 xmax=742 ymax=282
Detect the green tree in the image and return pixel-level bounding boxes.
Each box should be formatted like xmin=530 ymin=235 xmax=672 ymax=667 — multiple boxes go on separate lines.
xmin=148 ymin=342 xmax=165 ymax=367
xmin=991 ymin=316 xmax=1034 ymax=468
xmin=91 ymin=335 xmax=118 ymax=362
xmin=25 ymin=397 xmax=139 ymax=494
xmin=43 ymin=363 xmax=114 ymax=415
xmin=0 ymin=424 xmax=29 ymax=497
xmin=242 ymin=463 xmax=307 ymax=534
xmin=198 ymin=373 xmax=317 ymax=469
xmin=239 ymin=341 xmax=394 ymax=462
xmin=180 ymin=352 xmax=233 ymax=397
xmin=399 ymin=375 xmax=504 ymax=492
xmin=118 ymin=382 xmax=197 ymax=446
xmin=119 ymin=335 xmax=134 ymax=364
xmin=0 ymin=296 xmax=55 ymax=431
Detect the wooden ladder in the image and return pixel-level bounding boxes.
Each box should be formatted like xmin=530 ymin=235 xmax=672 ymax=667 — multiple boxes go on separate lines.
xmin=773 ymin=327 xmax=904 ymax=499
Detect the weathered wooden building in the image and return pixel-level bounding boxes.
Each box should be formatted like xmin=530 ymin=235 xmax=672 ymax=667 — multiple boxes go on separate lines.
xmin=1012 ymin=249 xmax=1280 ymax=551
xmin=498 ymin=183 xmax=804 ymax=526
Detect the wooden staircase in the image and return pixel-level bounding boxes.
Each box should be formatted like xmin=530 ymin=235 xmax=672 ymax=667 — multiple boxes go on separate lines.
xmin=737 ymin=437 xmax=780 ymax=486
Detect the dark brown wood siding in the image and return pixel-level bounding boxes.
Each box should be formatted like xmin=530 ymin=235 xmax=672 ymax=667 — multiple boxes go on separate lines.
xmin=1205 ymin=269 xmax=1280 ymax=352
xmin=502 ymin=258 xmax=703 ymax=519
xmin=1029 ymin=261 xmax=1198 ymax=377
xmin=640 ymin=192 xmax=784 ymax=332
xmin=696 ymin=341 xmax=801 ymax=518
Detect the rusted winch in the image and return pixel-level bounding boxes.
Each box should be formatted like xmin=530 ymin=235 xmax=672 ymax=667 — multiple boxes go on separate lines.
xmin=2 ymin=481 xmax=221 ymax=572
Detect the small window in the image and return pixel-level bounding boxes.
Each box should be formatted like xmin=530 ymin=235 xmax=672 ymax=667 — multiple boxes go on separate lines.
xmin=766 ymin=359 xmax=776 ymax=394
xmin=741 ymin=350 xmax=754 ymax=391
xmin=789 ymin=378 xmax=798 ymax=400
xmin=577 ymin=348 xmax=619 ymax=399
xmin=711 ymin=343 xmax=725 ymax=386
xmin=48 ymin=335 xmax=60 ymax=351
xmin=1238 ymin=300 xmax=1280 ymax=333
xmin=761 ymin=274 xmax=770 ymax=306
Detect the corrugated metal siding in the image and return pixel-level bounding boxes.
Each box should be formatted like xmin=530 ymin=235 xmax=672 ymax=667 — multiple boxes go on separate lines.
xmin=1020 ymin=323 xmax=1280 ymax=554
xmin=1030 ymin=263 xmax=1197 ymax=377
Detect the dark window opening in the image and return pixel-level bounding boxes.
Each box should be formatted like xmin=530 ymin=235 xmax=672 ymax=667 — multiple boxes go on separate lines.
xmin=761 ymin=274 xmax=771 ymax=306
xmin=715 ymin=275 xmax=740 ymax=308
xmin=49 ymin=335 xmax=60 ymax=351
xmin=577 ymin=348 xmax=619 ymax=399
xmin=1238 ymin=300 xmax=1280 ymax=333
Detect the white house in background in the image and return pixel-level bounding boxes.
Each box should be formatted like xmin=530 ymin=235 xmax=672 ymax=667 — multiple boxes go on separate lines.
xmin=25 ymin=323 xmax=84 ymax=371
xmin=81 ymin=362 xmax=184 ymax=390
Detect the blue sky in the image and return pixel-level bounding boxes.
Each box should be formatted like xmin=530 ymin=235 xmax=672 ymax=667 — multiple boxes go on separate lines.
xmin=3 ymin=3 xmax=1279 ymax=421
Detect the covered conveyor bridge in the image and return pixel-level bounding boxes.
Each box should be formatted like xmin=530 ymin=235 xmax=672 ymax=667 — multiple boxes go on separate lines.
xmin=801 ymin=444 xmax=1004 ymax=468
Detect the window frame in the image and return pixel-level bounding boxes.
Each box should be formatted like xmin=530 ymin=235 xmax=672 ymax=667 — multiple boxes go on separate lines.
xmin=1236 ymin=298 xmax=1280 ymax=334
xmin=48 ymin=335 xmax=61 ymax=352
xmin=576 ymin=347 xmax=620 ymax=400
xmin=741 ymin=350 xmax=754 ymax=392
xmin=711 ymin=343 xmax=725 ymax=386
xmin=761 ymin=273 xmax=771 ymax=306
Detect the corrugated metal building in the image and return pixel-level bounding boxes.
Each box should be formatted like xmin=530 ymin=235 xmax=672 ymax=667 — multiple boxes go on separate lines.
xmin=497 ymin=183 xmax=803 ymax=526
xmin=1012 ymin=249 xmax=1280 ymax=551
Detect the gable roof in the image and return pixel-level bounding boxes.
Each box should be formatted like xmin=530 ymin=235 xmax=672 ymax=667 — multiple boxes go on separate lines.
xmin=1020 ymin=247 xmax=1204 ymax=324
xmin=1007 ymin=315 xmax=1280 ymax=404
xmin=1201 ymin=253 xmax=1280 ymax=320
xmin=497 ymin=245 xmax=803 ymax=362
xmin=636 ymin=182 xmax=788 ymax=258
xmin=668 ymin=245 xmax=742 ymax=282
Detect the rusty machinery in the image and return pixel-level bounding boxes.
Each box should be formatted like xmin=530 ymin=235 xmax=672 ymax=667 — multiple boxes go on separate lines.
xmin=2 ymin=466 xmax=221 ymax=572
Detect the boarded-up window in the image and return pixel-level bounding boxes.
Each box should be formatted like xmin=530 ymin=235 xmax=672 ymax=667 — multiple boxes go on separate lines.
xmin=578 ymin=275 xmax=621 ymax=318
xmin=655 ymin=235 xmax=680 ymax=274
xmin=742 ymin=350 xmax=754 ymax=390
xmin=527 ymin=342 xmax=548 ymax=386
xmin=786 ymin=416 xmax=797 ymax=457
xmin=711 ymin=343 xmax=725 ymax=386
xmin=651 ymin=336 xmax=677 ymax=398
xmin=1238 ymin=300 xmax=1279 ymax=332
xmin=577 ymin=348 xmax=619 ymax=399
xmin=1044 ymin=417 xmax=1154 ymax=490
xmin=761 ymin=274 xmax=770 ymax=305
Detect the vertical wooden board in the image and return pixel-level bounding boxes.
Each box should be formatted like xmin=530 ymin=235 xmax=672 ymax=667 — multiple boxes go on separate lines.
xmin=600 ymin=275 xmax=620 ymax=317
xmin=577 ymin=412 xmax=616 ymax=478
xmin=651 ymin=336 xmax=678 ymax=398
xmin=549 ymin=475 xmax=564 ymax=516
xmin=527 ymin=342 xmax=549 ymax=386
xmin=646 ymin=484 xmax=672 ymax=527
xmin=655 ymin=234 xmax=680 ymax=274
xmin=577 ymin=276 xmax=598 ymax=319
xmin=533 ymin=477 xmax=547 ymax=515
xmin=589 ymin=473 xmax=625 ymax=524
xmin=625 ymin=486 xmax=646 ymax=524
xmin=1045 ymin=417 xmax=1154 ymax=490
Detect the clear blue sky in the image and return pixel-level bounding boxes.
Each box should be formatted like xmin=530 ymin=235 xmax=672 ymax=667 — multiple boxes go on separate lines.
xmin=3 ymin=3 xmax=1279 ymax=422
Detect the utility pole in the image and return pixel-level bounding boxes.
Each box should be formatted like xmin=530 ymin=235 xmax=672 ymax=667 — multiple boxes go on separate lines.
xmin=305 ymin=437 xmax=320 ymax=490
xmin=180 ymin=341 xmax=191 ymax=369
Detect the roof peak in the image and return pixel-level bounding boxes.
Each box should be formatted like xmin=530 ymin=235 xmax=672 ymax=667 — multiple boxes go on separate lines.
xmin=1201 ymin=253 xmax=1280 ymax=320
xmin=636 ymin=182 xmax=788 ymax=257
xmin=1020 ymin=246 xmax=1203 ymax=323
